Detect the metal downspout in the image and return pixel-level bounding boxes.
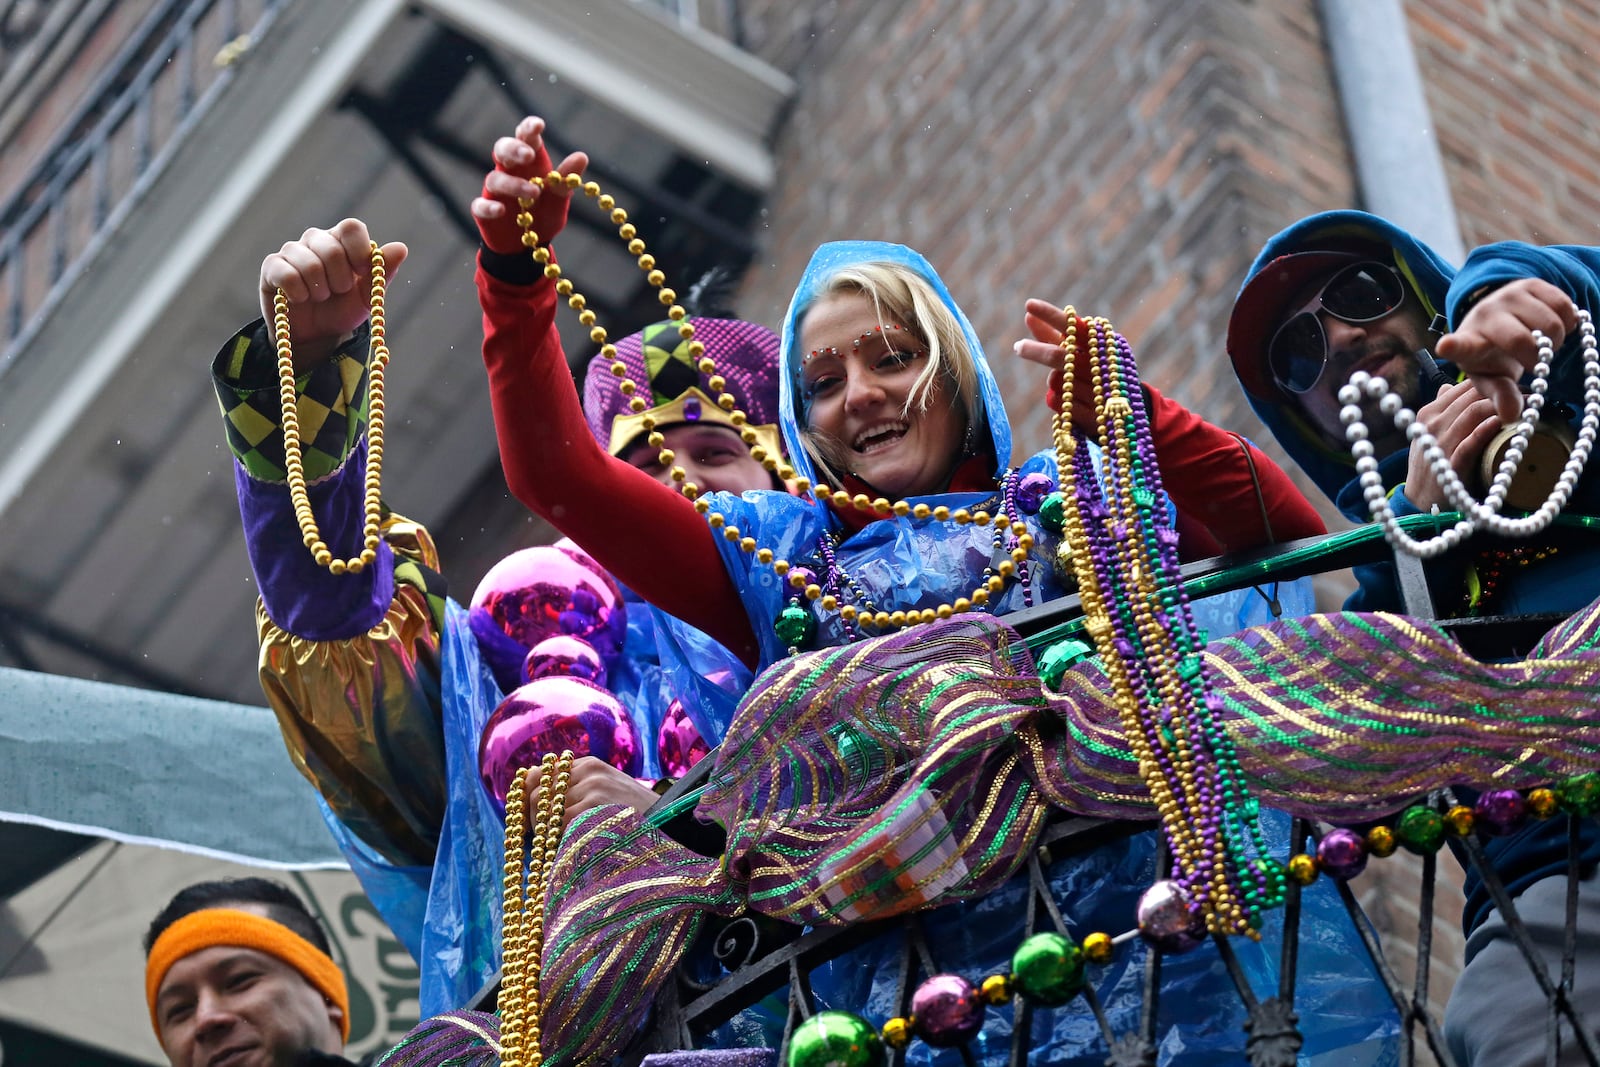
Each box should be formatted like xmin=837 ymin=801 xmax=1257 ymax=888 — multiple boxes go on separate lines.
xmin=1318 ymin=0 xmax=1468 ymax=264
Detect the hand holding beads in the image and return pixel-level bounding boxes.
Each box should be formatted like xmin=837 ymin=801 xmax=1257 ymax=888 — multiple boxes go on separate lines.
xmin=258 ymin=217 xmax=407 ymax=371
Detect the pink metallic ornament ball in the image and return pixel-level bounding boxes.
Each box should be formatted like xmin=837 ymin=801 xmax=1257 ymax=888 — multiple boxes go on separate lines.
xmin=478 ymin=676 xmax=643 ymax=809
xmin=656 ymin=699 xmax=711 ymax=779
xmin=524 ymin=634 xmax=609 ymax=688
xmin=1135 ymin=879 xmax=1206 ymax=954
xmin=470 ymin=544 xmax=626 ymax=663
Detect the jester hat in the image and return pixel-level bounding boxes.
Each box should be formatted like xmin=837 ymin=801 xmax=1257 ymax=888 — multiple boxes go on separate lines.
xmin=582 ymin=318 xmax=784 ymax=461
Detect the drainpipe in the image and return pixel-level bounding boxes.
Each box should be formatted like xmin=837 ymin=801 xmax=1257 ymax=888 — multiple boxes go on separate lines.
xmin=1318 ymin=0 xmax=1467 ymax=265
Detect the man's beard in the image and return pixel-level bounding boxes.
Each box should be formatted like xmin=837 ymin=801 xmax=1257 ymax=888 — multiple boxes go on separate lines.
xmin=1331 ymin=341 xmax=1422 ymax=458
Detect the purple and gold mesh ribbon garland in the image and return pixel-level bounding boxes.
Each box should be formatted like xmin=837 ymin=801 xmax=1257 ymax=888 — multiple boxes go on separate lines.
xmin=1052 ymin=312 xmax=1277 ymax=939
xmin=526 ymin=605 xmax=1600 ymax=1066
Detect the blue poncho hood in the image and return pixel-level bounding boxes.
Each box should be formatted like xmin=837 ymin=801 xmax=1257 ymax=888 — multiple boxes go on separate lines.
xmin=778 ymin=240 xmax=1013 ymax=486
xmin=1226 ymin=210 xmax=1457 ymax=504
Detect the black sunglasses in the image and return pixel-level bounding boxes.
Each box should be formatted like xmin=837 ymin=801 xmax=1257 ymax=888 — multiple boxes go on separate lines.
xmin=1267 ymin=261 xmax=1408 ymax=395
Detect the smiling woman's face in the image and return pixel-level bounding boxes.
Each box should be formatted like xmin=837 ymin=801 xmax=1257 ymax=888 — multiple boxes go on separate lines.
xmin=798 ymin=290 xmax=966 ymax=498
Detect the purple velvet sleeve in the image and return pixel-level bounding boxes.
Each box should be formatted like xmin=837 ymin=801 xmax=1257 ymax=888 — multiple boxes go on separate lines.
xmin=233 ymin=436 xmax=395 ymax=641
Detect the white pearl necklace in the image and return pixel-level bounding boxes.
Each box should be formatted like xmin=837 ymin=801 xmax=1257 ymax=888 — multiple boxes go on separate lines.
xmin=1342 ymin=310 xmax=1600 ymax=559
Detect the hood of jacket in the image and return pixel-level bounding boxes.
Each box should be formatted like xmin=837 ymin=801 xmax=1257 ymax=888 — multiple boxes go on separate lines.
xmin=777 ymin=240 xmax=1013 ymax=488
xmin=1227 ymin=210 xmax=1457 ymax=503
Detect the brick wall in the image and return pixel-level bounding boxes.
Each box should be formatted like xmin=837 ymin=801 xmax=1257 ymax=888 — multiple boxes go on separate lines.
xmin=732 ymin=0 xmax=1355 ymax=466
xmin=0 ymin=1 xmax=169 ymax=202
xmin=0 ymin=0 xmax=275 ymax=356
xmin=1410 ymin=0 xmax=1600 ymax=247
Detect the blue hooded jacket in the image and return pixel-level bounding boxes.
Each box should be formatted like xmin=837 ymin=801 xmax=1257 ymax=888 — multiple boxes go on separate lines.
xmin=1230 ymin=211 xmax=1600 ymax=933
xmin=1451 ymin=239 xmax=1600 ymax=390
xmin=1230 ymin=209 xmax=1456 ymax=518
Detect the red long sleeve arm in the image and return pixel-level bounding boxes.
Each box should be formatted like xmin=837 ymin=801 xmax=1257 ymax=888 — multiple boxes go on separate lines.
xmin=476 ymin=259 xmax=760 ymax=665
xmin=1144 ymin=383 xmax=1326 ymax=552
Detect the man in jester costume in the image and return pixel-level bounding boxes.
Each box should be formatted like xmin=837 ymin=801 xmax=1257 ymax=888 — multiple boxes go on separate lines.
xmin=211 ymin=215 xmax=788 ymax=1016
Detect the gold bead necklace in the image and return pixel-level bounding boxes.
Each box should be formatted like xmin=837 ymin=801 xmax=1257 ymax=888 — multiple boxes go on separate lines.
xmin=516 ymin=175 xmax=1036 ymax=633
xmin=498 ymin=751 xmax=574 ymax=1067
xmin=1048 ymin=313 xmax=1259 ymax=937
xmin=275 ymin=241 xmax=389 ymax=574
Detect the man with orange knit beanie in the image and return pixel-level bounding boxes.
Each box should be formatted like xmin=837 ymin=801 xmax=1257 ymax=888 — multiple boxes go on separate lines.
xmin=144 ymin=877 xmax=353 ymax=1067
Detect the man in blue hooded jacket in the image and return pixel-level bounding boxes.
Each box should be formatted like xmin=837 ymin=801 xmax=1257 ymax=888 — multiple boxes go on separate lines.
xmin=1226 ymin=209 xmax=1600 ymax=1065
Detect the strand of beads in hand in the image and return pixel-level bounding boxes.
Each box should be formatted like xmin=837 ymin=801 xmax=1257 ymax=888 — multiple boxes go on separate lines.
xmin=1343 ymin=310 xmax=1600 ymax=558
xmin=275 ymin=241 xmax=389 ymax=574
xmin=514 ymin=172 xmax=1038 ymax=636
xmin=1043 ymin=311 xmax=1276 ymax=940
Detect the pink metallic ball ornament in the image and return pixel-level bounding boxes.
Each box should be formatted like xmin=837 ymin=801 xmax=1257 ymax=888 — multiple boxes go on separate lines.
xmin=657 ymin=699 xmax=711 ymax=778
xmin=1136 ymin=879 xmax=1206 ymax=954
xmin=524 ymin=634 xmax=608 ymax=688
xmin=478 ymin=676 xmax=643 ymax=810
xmin=469 ymin=545 xmax=627 ymax=663
xmin=909 ymin=974 xmax=985 ymax=1047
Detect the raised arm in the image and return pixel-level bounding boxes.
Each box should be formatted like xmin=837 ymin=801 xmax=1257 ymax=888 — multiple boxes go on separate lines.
xmin=217 ymin=219 xmax=447 ymax=868
xmin=471 ymin=117 xmax=759 ymax=665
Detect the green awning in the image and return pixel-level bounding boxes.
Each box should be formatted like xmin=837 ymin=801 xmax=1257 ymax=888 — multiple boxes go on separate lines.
xmin=0 ymin=666 xmax=344 ymax=868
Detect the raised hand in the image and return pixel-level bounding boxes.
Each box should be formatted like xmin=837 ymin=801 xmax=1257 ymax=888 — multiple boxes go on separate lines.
xmin=1435 ymin=278 xmax=1579 ymax=424
xmin=258 ymin=218 xmax=408 ymax=372
xmin=470 ymin=115 xmax=589 ymax=257
xmin=1403 ymin=379 xmax=1503 ymax=513
xmin=1015 ymin=298 xmax=1096 ymax=433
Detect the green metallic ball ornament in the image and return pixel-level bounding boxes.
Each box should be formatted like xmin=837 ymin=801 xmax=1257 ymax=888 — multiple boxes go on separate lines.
xmin=1037 ymin=638 xmax=1095 ymax=691
xmin=788 ymin=1011 xmax=886 ymax=1067
xmin=1038 ymin=491 xmax=1068 ymax=533
xmin=1557 ymin=773 xmax=1600 ymax=817
xmin=1010 ymin=932 xmax=1085 ymax=1006
xmin=1396 ymin=805 xmax=1445 ymax=855
xmin=774 ymin=603 xmax=817 ymax=649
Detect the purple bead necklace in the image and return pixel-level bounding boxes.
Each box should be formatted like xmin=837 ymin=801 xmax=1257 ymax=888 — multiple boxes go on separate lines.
xmin=1056 ymin=313 xmax=1278 ymax=938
